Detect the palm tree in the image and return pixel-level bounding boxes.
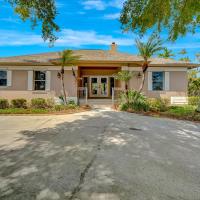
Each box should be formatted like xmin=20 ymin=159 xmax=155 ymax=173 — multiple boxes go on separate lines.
xmin=114 ymin=70 xmax=134 ymax=90
xmin=158 ymin=48 xmax=174 ymax=58
xmin=52 ymin=50 xmax=80 ymax=105
xmin=114 ymin=70 xmax=134 ymax=104
xmin=135 ymin=34 xmax=164 ymax=92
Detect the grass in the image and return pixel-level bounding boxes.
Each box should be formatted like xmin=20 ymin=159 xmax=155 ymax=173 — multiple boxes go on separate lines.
xmin=161 ymin=105 xmax=200 ymax=121
xmin=0 ymin=105 xmax=91 ymax=115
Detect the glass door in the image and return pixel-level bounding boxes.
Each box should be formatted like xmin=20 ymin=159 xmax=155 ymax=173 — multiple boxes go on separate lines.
xmin=90 ymin=77 xmax=98 ymax=97
xmin=90 ymin=76 xmax=109 ymax=97
xmin=99 ymin=77 xmax=108 ymax=97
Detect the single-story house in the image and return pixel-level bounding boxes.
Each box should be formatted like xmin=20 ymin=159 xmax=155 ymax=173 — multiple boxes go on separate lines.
xmin=0 ymin=43 xmax=198 ymax=103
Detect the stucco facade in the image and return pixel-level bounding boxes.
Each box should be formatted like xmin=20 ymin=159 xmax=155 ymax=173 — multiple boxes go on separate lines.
xmin=0 ymin=44 xmax=197 ymax=103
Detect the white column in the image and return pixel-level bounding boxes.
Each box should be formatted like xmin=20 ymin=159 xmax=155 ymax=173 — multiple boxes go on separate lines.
xmin=28 ymin=70 xmax=33 ymax=91
xmin=148 ymin=71 xmax=152 ymax=91
xmin=45 ymin=71 xmax=51 ymax=91
xmin=7 ymin=70 xmax=12 ymax=87
xmin=165 ymin=72 xmax=170 ymax=91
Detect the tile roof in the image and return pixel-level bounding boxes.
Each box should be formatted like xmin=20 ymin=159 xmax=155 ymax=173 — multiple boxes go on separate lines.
xmin=0 ymin=49 xmax=198 ymax=67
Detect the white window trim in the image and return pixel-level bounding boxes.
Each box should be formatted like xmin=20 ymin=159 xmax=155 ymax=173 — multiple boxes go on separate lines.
xmin=28 ymin=70 xmax=33 ymax=90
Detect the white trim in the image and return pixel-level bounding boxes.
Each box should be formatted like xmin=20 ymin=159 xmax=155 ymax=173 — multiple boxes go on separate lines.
xmin=45 ymin=71 xmax=51 ymax=91
xmin=148 ymin=72 xmax=152 ymax=91
xmin=28 ymin=70 xmax=33 ymax=91
xmin=7 ymin=70 xmax=12 ymax=87
xmin=165 ymin=72 xmax=170 ymax=91
xmin=0 ymin=66 xmax=78 ymax=71
xmin=121 ymin=66 xmax=129 ymax=71
xmin=124 ymin=67 xmax=188 ymax=72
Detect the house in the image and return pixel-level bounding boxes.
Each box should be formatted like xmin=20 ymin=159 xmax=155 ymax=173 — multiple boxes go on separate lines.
xmin=0 ymin=43 xmax=198 ymax=103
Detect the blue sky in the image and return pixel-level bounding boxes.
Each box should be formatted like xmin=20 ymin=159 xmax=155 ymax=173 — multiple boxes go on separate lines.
xmin=0 ymin=0 xmax=200 ymax=63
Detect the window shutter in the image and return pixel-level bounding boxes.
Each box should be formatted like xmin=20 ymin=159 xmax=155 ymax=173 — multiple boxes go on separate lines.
xmin=165 ymin=72 xmax=170 ymax=91
xmin=148 ymin=71 xmax=152 ymax=91
xmin=28 ymin=70 xmax=33 ymax=91
xmin=7 ymin=70 xmax=12 ymax=87
xmin=45 ymin=71 xmax=51 ymax=91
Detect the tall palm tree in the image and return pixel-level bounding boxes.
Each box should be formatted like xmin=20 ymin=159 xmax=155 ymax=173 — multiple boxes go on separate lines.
xmin=114 ymin=70 xmax=134 ymax=90
xmin=158 ymin=48 xmax=174 ymax=58
xmin=135 ymin=34 xmax=163 ymax=92
xmin=52 ymin=50 xmax=80 ymax=105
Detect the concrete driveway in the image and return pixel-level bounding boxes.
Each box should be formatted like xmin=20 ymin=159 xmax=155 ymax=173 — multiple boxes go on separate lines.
xmin=0 ymin=108 xmax=200 ymax=200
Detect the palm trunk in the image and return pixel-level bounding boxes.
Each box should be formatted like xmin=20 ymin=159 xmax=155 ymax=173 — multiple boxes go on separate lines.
xmin=139 ymin=71 xmax=146 ymax=92
xmin=139 ymin=61 xmax=148 ymax=93
xmin=125 ymin=82 xmax=129 ymax=105
xmin=61 ymin=66 xmax=67 ymax=105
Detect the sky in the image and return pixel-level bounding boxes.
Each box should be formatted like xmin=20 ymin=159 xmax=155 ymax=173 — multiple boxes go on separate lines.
xmin=0 ymin=0 xmax=200 ymax=63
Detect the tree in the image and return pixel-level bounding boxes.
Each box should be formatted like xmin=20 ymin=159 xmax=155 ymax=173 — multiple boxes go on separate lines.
xmin=196 ymin=53 xmax=200 ymax=62
xmin=114 ymin=71 xmax=134 ymax=104
xmin=6 ymin=0 xmax=59 ymax=43
xmin=52 ymin=50 xmax=80 ymax=105
xmin=115 ymin=70 xmax=134 ymax=90
xmin=188 ymin=70 xmax=200 ymax=96
xmin=120 ymin=0 xmax=200 ymax=41
xmin=135 ymin=34 xmax=163 ymax=92
xmin=158 ymin=48 xmax=174 ymax=58
xmin=178 ymin=49 xmax=191 ymax=62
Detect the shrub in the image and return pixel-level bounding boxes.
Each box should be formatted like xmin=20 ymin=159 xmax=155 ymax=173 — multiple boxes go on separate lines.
xmin=11 ymin=98 xmax=27 ymax=108
xmin=0 ymin=99 xmax=9 ymax=109
xmin=188 ymin=96 xmax=200 ymax=106
xmin=31 ymin=98 xmax=47 ymax=109
xmin=148 ymin=98 xmax=169 ymax=112
xmin=54 ymin=105 xmax=66 ymax=111
xmin=67 ymin=99 xmax=76 ymax=105
xmin=119 ymin=90 xmax=149 ymax=112
xmin=46 ymin=98 xmax=55 ymax=108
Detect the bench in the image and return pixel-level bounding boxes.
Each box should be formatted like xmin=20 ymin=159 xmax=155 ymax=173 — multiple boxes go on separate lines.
xmin=171 ymin=97 xmax=188 ymax=105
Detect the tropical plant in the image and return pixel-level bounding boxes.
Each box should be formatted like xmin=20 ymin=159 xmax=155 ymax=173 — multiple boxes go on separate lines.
xmin=120 ymin=0 xmax=200 ymax=41
xmin=135 ymin=34 xmax=163 ymax=92
xmin=114 ymin=70 xmax=134 ymax=90
xmin=119 ymin=90 xmax=149 ymax=112
xmin=55 ymin=50 xmax=80 ymax=105
xmin=179 ymin=57 xmax=191 ymax=62
xmin=188 ymin=70 xmax=200 ymax=96
xmin=114 ymin=70 xmax=134 ymax=104
xmin=6 ymin=0 xmax=59 ymax=43
xmin=158 ymin=48 xmax=174 ymax=58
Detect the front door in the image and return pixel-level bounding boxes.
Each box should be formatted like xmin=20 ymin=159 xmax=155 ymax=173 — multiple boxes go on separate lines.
xmin=90 ymin=76 xmax=108 ymax=97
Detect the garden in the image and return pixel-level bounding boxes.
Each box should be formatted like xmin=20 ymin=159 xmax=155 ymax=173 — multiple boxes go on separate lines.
xmin=116 ymin=90 xmax=200 ymax=122
xmin=0 ymin=98 xmax=90 ymax=115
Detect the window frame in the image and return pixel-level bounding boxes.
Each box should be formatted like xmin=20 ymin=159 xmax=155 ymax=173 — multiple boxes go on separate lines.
xmin=34 ymin=71 xmax=46 ymax=91
xmin=152 ymin=71 xmax=165 ymax=91
xmin=0 ymin=70 xmax=8 ymax=87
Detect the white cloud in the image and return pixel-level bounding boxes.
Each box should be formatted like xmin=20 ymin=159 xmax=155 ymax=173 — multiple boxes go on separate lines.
xmin=0 ymin=17 xmax=20 ymax=24
xmin=82 ymin=0 xmax=125 ymax=10
xmin=82 ymin=0 xmax=106 ymax=10
xmin=0 ymin=29 xmax=135 ymax=47
xmin=103 ymin=13 xmax=120 ymax=20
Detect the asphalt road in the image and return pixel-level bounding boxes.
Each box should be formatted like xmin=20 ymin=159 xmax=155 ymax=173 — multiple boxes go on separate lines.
xmin=0 ymin=108 xmax=200 ymax=200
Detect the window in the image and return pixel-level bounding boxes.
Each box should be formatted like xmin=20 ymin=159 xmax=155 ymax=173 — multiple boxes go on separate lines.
xmin=0 ymin=70 xmax=7 ymax=86
xmin=34 ymin=71 xmax=46 ymax=90
xmin=152 ymin=72 xmax=164 ymax=91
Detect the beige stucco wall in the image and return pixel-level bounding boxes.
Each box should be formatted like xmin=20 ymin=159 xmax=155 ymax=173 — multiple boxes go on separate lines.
xmin=0 ymin=70 xmax=77 ymax=100
xmin=128 ymin=71 xmax=187 ymax=98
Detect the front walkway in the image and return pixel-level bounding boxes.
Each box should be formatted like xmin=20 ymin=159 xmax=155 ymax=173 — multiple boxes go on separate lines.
xmin=0 ymin=109 xmax=200 ymax=200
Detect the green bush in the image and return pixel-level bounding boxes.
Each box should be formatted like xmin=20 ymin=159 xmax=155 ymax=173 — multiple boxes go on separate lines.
xmin=54 ymin=105 xmax=66 ymax=111
xmin=188 ymin=96 xmax=200 ymax=106
xmin=119 ymin=90 xmax=149 ymax=112
xmin=148 ymin=98 xmax=169 ymax=112
xmin=0 ymin=99 xmax=9 ymax=109
xmin=46 ymin=98 xmax=55 ymax=108
xmin=167 ymin=105 xmax=196 ymax=117
xmin=31 ymin=98 xmax=47 ymax=109
xmin=11 ymin=98 xmax=27 ymax=108
xmin=67 ymin=99 xmax=76 ymax=105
